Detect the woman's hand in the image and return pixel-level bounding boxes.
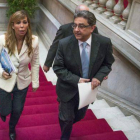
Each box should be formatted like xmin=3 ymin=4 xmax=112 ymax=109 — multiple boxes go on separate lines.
xmin=2 ymin=71 xmax=12 ymax=79
xmin=32 ymin=88 xmax=38 ymax=92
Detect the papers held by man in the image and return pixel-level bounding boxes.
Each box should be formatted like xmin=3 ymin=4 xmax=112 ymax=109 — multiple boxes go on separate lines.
xmin=78 ymin=82 xmax=98 ymax=109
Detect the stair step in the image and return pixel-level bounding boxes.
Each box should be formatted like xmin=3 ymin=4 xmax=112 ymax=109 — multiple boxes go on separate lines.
xmin=39 ymin=76 xmax=47 ymax=81
xmin=70 ymin=131 xmax=128 ymax=140
xmin=0 ymin=119 xmax=113 ymax=140
xmin=28 ymin=85 xmax=55 ymax=92
xmin=26 ymin=90 xmax=56 ymax=98
xmin=22 ymin=104 xmax=96 ymax=120
xmin=124 ymin=128 xmax=140 ymax=140
xmin=106 ymin=115 xmax=140 ymax=131
xmin=0 ymin=110 xmax=97 ymax=130
xmin=89 ymin=99 xmax=110 ymax=110
xmin=71 ymin=119 xmax=113 ymax=137
xmin=39 ymin=81 xmax=53 ymax=86
xmin=22 ymin=103 xmax=59 ymax=115
xmin=82 ymin=109 xmax=97 ymax=120
xmin=92 ymin=106 xmax=125 ymax=119
xmin=25 ymin=96 xmax=57 ymax=106
xmin=0 ymin=113 xmax=59 ymax=130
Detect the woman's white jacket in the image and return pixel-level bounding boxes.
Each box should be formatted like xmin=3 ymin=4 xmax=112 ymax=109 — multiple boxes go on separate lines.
xmin=0 ymin=35 xmax=39 ymax=92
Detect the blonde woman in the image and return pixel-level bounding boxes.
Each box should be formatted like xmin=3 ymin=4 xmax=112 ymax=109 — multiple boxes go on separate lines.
xmin=0 ymin=10 xmax=39 ymax=140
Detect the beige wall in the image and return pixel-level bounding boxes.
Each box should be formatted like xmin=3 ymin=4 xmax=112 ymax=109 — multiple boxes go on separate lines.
xmin=101 ymin=48 xmax=140 ymax=106
xmin=0 ymin=0 xmax=7 ymax=3
xmin=42 ymin=0 xmax=73 ymax=25
xmin=0 ymin=0 xmax=41 ymax=3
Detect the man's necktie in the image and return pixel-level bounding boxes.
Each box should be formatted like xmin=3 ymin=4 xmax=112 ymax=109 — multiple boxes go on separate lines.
xmin=81 ymin=42 xmax=89 ymax=78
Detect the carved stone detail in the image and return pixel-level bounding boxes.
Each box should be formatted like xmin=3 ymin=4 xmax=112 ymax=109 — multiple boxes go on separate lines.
xmin=110 ymin=0 xmax=124 ymax=24
xmin=103 ymin=0 xmax=116 ymax=18
xmin=84 ymin=0 xmax=93 ymax=6
xmin=118 ymin=0 xmax=132 ymax=29
xmin=89 ymin=0 xmax=99 ymax=10
xmin=96 ymin=0 xmax=108 ymax=14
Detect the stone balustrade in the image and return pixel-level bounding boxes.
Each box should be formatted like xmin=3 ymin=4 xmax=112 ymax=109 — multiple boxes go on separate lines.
xmin=77 ymin=0 xmax=131 ymax=30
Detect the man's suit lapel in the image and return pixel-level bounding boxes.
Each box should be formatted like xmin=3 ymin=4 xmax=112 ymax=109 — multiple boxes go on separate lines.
xmin=71 ymin=36 xmax=82 ymax=75
xmin=88 ymin=34 xmax=100 ymax=77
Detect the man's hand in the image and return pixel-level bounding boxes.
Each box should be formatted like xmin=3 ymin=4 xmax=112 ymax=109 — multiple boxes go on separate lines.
xmin=43 ymin=65 xmax=50 ymax=73
xmin=103 ymin=76 xmax=108 ymax=80
xmin=2 ymin=71 xmax=12 ymax=80
xmin=91 ymin=78 xmax=100 ymax=90
xmin=79 ymin=78 xmax=90 ymax=83
xmin=32 ymin=88 xmax=38 ymax=92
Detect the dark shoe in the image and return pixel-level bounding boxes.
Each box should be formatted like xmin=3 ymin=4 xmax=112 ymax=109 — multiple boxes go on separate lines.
xmin=9 ymin=132 xmax=16 ymax=140
xmin=0 ymin=115 xmax=6 ymax=122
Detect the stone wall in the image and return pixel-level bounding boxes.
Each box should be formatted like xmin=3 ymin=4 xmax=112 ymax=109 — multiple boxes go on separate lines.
xmin=41 ymin=0 xmax=74 ymax=24
xmin=0 ymin=0 xmax=7 ymax=3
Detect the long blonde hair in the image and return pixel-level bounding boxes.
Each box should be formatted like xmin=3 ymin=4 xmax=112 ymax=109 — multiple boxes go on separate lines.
xmin=5 ymin=10 xmax=33 ymax=56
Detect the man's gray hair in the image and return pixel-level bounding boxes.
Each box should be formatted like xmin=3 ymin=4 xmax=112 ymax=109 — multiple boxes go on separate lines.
xmin=75 ymin=4 xmax=89 ymax=13
xmin=75 ymin=5 xmax=81 ymax=13
xmin=74 ymin=11 xmax=96 ymax=26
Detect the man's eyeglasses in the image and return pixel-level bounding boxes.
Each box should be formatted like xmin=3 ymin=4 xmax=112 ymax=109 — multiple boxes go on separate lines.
xmin=72 ymin=24 xmax=91 ymax=29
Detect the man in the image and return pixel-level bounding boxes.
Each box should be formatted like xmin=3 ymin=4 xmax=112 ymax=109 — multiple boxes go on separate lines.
xmin=43 ymin=4 xmax=98 ymax=72
xmin=53 ymin=11 xmax=115 ymax=140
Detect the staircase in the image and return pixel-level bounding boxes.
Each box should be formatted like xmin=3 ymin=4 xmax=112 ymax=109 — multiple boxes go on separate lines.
xmin=0 ymin=64 xmax=128 ymax=140
xmin=0 ymin=38 xmax=128 ymax=140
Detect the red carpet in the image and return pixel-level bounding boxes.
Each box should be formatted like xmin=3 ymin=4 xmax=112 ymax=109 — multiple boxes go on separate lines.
xmin=0 ymin=67 xmax=128 ymax=140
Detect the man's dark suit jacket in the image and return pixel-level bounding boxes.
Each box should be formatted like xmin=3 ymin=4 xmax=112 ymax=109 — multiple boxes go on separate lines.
xmin=53 ymin=34 xmax=114 ymax=102
xmin=44 ymin=22 xmax=98 ymax=67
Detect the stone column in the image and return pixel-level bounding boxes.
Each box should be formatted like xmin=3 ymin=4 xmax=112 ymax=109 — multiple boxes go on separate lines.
xmin=118 ymin=0 xmax=132 ymax=29
xmin=84 ymin=0 xmax=93 ymax=6
xmin=96 ymin=0 xmax=108 ymax=14
xmin=110 ymin=0 xmax=124 ymax=24
xmin=103 ymin=0 xmax=116 ymax=18
xmin=79 ymin=0 xmax=86 ymax=3
xmin=89 ymin=0 xmax=99 ymax=10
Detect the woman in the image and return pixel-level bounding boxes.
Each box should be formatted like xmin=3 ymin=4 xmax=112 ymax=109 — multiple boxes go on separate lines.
xmin=0 ymin=10 xmax=39 ymax=140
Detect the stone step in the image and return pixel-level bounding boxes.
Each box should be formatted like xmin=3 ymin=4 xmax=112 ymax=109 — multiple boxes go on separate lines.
xmin=92 ymin=106 xmax=125 ymax=119
xmin=45 ymin=68 xmax=57 ymax=85
xmin=89 ymin=99 xmax=110 ymax=110
xmin=38 ymin=37 xmax=57 ymax=85
xmin=38 ymin=37 xmax=48 ymax=68
xmin=124 ymin=128 xmax=140 ymax=140
xmin=106 ymin=115 xmax=140 ymax=131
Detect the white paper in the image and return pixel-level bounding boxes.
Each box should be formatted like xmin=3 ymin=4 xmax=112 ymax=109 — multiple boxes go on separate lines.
xmin=78 ymin=82 xmax=98 ymax=109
